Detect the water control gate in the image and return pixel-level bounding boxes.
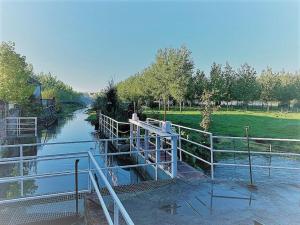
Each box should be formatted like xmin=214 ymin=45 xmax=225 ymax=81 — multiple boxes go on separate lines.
xmin=129 ymin=114 xmax=178 ymax=179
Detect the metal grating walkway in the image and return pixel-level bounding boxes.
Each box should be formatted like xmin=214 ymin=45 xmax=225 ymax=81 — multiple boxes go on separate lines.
xmin=0 ymin=193 xmax=85 ymax=225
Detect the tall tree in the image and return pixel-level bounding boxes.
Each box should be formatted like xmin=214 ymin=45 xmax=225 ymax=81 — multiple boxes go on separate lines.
xmin=276 ymin=71 xmax=297 ymax=109
xmin=169 ymin=46 xmax=194 ymax=111
xmin=258 ymin=68 xmax=279 ymax=111
xmin=209 ymin=62 xmax=224 ymax=104
xmin=0 ymin=42 xmax=34 ymax=105
xmin=233 ymin=63 xmax=259 ymax=107
xmin=222 ymin=62 xmax=235 ymax=108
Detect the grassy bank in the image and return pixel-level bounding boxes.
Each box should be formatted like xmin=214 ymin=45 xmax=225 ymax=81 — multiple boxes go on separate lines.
xmin=145 ymin=109 xmax=300 ymax=139
xmin=86 ymin=110 xmax=97 ymax=123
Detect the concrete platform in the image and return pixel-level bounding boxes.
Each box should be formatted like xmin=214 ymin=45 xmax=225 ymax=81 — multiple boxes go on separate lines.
xmin=125 ymin=178 xmax=300 ymax=225
xmin=86 ymin=177 xmax=300 ymax=225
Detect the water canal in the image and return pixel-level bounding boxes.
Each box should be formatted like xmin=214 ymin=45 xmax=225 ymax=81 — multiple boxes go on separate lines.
xmin=0 ymin=108 xmax=144 ymax=201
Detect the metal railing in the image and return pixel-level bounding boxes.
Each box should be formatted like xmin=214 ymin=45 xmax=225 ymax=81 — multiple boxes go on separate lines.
xmin=0 ymin=137 xmax=179 ymax=224
xmin=5 ymin=117 xmax=37 ymax=137
xmin=146 ymin=118 xmax=214 ymax=178
xmin=88 ymin=151 xmax=134 ymax=225
xmin=98 ymin=113 xmax=130 ymax=147
xmin=146 ymin=117 xmax=300 ymax=181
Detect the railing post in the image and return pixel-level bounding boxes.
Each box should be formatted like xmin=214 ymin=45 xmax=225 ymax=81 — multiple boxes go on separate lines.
xmin=88 ymin=153 xmax=91 ymax=193
xmin=171 ymin=135 xmax=177 ymax=178
xmin=34 ymin=118 xmax=37 ymax=137
xmin=20 ymin=145 xmax=24 ymax=197
xmin=178 ymin=127 xmax=182 ymax=161
xmin=116 ymin=122 xmax=119 ymax=147
xmin=210 ymin=134 xmax=214 ymax=180
xmin=268 ymin=143 xmax=272 ymax=176
xmin=110 ymin=119 xmax=113 ymax=140
xmin=105 ymin=140 xmax=108 ymax=165
xmin=75 ymin=159 xmax=80 ymax=214
xmin=155 ymin=135 xmax=161 ymax=181
xmin=114 ymin=201 xmax=119 ymax=225
xmin=144 ymin=130 xmax=149 ymax=160
xmin=18 ymin=118 xmax=20 ymax=136
xmin=136 ymin=126 xmax=140 ymax=152
xmin=130 ymin=123 xmax=133 ymax=154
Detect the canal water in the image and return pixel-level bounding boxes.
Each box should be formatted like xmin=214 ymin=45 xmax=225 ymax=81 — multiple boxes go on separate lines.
xmin=0 ymin=108 xmax=144 ymax=201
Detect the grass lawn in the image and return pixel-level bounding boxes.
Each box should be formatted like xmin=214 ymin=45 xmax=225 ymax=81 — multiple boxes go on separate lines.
xmin=144 ymin=110 xmax=300 ymax=139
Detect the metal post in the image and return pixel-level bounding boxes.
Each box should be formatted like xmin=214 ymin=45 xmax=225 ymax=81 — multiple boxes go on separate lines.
xmin=18 ymin=118 xmax=20 ymax=136
xmin=268 ymin=144 xmax=272 ymax=177
xmin=88 ymin=154 xmax=91 ymax=193
xmin=178 ymin=127 xmax=182 ymax=161
xmin=144 ymin=130 xmax=149 ymax=160
xmin=155 ymin=135 xmax=161 ymax=181
xmin=20 ymin=145 xmax=24 ymax=197
xmin=110 ymin=119 xmax=112 ymax=139
xmin=75 ymin=159 xmax=80 ymax=214
xmin=114 ymin=201 xmax=119 ymax=225
xmin=171 ymin=135 xmax=177 ymax=178
xmin=130 ymin=123 xmax=133 ymax=154
xmin=245 ymin=126 xmax=254 ymax=186
xmin=105 ymin=140 xmax=108 ymax=166
xmin=34 ymin=118 xmax=37 ymax=136
xmin=136 ymin=126 xmax=140 ymax=153
xmin=116 ymin=122 xmax=119 ymax=147
xmin=210 ymin=134 xmax=214 ymax=180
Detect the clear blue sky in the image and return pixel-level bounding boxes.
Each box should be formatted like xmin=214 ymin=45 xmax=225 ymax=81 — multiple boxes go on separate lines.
xmin=0 ymin=0 xmax=299 ymax=92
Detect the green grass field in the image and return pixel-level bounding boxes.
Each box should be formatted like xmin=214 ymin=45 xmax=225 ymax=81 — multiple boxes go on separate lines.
xmin=145 ymin=109 xmax=300 ymax=139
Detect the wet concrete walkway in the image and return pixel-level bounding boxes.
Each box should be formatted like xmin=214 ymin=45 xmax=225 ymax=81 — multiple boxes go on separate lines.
xmin=88 ymin=177 xmax=300 ymax=225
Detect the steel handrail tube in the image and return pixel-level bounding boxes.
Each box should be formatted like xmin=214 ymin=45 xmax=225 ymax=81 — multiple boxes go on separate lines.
xmin=88 ymin=151 xmax=134 ymax=225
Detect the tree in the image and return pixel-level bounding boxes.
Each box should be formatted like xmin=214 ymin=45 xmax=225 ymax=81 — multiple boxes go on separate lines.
xmin=258 ymin=68 xmax=279 ymax=111
xmin=168 ymin=46 xmax=194 ymax=111
xmin=200 ymin=90 xmax=219 ymax=132
xmin=222 ymin=62 xmax=235 ymax=108
xmin=35 ymin=72 xmax=81 ymax=102
xmin=276 ymin=71 xmax=297 ymax=109
xmin=0 ymin=42 xmax=34 ymax=105
xmin=150 ymin=46 xmax=194 ymax=118
xmin=209 ymin=62 xmax=224 ymax=104
xmin=188 ymin=69 xmax=208 ymax=101
xmin=233 ymin=63 xmax=259 ymax=107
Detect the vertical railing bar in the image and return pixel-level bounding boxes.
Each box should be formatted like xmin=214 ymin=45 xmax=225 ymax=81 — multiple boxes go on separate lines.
xmin=210 ymin=134 xmax=214 ymax=180
xmin=114 ymin=201 xmax=119 ymax=225
xmin=20 ymin=145 xmax=24 ymax=197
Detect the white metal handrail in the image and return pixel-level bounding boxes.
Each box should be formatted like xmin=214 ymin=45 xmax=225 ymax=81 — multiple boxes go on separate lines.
xmin=0 ymin=137 xmax=174 ymax=225
xmin=88 ymin=151 xmax=134 ymax=225
xmin=146 ymin=117 xmax=300 ymax=180
xmin=4 ymin=117 xmax=37 ymax=137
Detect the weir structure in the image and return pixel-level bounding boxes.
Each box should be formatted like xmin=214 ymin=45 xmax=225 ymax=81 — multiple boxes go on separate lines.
xmin=0 ymin=112 xmax=300 ymax=225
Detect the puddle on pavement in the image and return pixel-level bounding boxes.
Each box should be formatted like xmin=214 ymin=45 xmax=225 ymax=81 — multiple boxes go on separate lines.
xmin=159 ymin=203 xmax=181 ymax=215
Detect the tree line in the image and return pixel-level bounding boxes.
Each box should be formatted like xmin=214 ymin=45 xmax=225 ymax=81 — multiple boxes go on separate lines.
xmin=117 ymin=46 xmax=300 ymax=112
xmin=0 ymin=42 xmax=82 ymax=113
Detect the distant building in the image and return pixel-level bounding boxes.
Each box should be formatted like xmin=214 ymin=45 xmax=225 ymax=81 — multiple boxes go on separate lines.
xmin=28 ymin=77 xmax=42 ymax=105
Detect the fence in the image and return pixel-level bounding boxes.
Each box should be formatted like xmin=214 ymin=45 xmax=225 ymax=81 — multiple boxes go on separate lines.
xmin=4 ymin=117 xmax=37 ymax=137
xmin=0 ymin=137 xmax=178 ymax=224
xmin=98 ymin=113 xmax=178 ymax=178
xmin=146 ymin=117 xmax=300 ymax=181
xmin=98 ymin=113 xmax=130 ymax=147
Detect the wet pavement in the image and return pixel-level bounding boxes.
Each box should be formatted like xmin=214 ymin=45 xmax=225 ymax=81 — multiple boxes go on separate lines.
xmin=116 ymin=177 xmax=300 ymax=225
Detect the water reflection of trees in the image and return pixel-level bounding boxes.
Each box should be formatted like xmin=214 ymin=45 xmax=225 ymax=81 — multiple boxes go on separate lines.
xmin=39 ymin=113 xmax=75 ymax=142
xmin=0 ymin=136 xmax=39 ymax=200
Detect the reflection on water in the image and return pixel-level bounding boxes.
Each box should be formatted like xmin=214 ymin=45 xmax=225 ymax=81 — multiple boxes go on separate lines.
xmin=0 ymin=108 xmax=144 ymax=201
